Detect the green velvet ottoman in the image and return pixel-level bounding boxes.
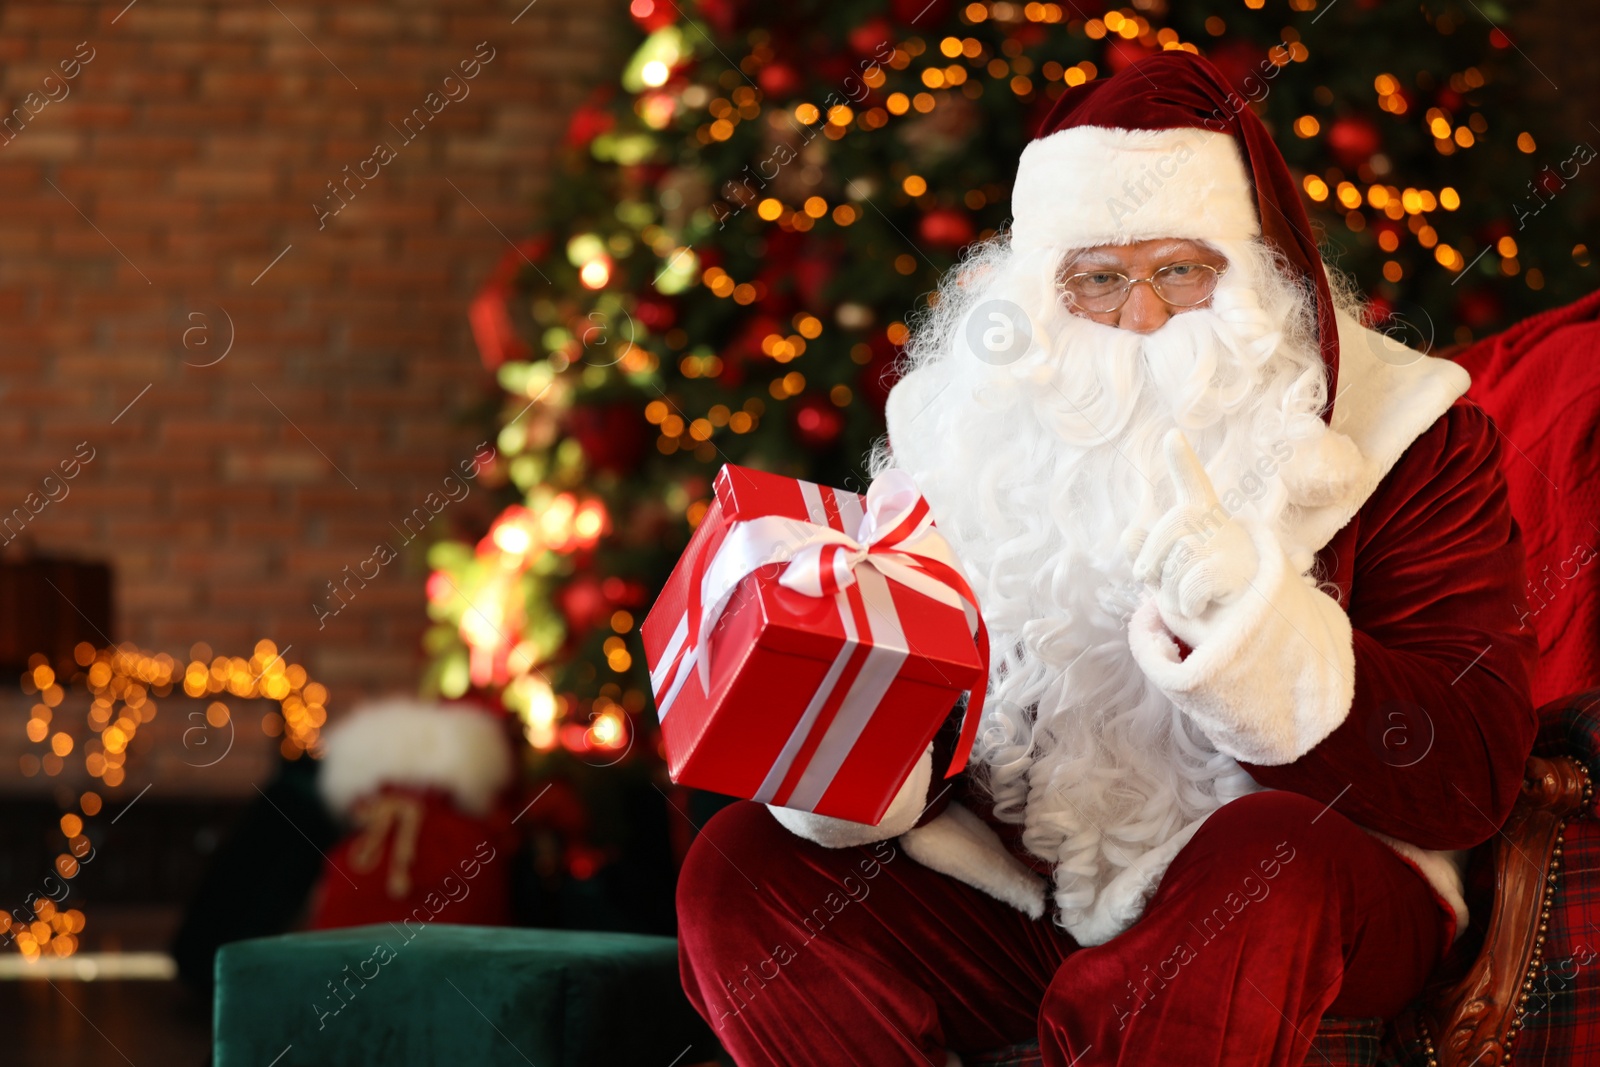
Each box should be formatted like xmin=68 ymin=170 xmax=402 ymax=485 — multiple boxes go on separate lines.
xmin=214 ymin=924 xmax=721 ymax=1066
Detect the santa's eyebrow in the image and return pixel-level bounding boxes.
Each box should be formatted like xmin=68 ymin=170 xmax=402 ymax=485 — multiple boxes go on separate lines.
xmin=1062 ymin=250 xmax=1127 ymax=269
xmin=1063 ymin=242 xmax=1217 ymax=272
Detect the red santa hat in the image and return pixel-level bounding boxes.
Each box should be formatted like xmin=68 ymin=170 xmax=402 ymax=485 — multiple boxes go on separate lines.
xmin=1011 ymin=50 xmax=1342 ymax=422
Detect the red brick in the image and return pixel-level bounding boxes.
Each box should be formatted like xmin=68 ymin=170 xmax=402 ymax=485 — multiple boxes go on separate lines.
xmin=2 ymin=6 xmax=91 ymax=32
xmin=171 ymin=167 xmax=279 ymax=197
xmin=227 ymin=517 xmax=304 ymax=541
xmin=221 ymin=449 xmax=332 ymax=485
xmin=214 ymin=9 xmax=292 ymax=35
xmin=25 ymin=516 xmax=99 ymax=543
xmin=143 ymin=103 xmax=255 ymax=127
xmin=102 ymin=450 xmax=213 ymax=478
xmin=170 ymin=548 xmax=270 ymax=578
xmin=91 ymin=134 xmax=199 ymax=161
xmin=0 ymin=131 xmax=88 ymax=160
xmin=328 ymin=10 xmax=405 ymax=37
xmin=200 ymin=70 xmax=313 ymax=99
xmin=120 ymin=581 xmax=202 ymax=613
xmin=159 ymin=419 xmax=271 ymax=446
xmin=202 ymin=134 xmax=314 ymax=164
xmin=98 ymin=198 xmax=208 ymax=227
xmin=226 ymin=256 xmax=334 ymax=287
xmin=54 ymin=163 xmax=168 ymax=191
xmin=55 ymin=103 xmax=137 ymax=129
xmin=281 ymin=547 xmax=366 ymax=577
xmin=210 ymin=580 xmax=323 ymax=611
xmin=101 ymin=70 xmax=195 ymax=96
xmin=172 ymin=486 xmax=279 ymax=512
xmin=127 ymin=7 xmax=214 ymax=34
xmin=106 ymin=517 xmax=216 ymax=542
xmin=48 ymin=228 xmax=158 ymax=257
xmin=0 ymin=227 xmax=44 ymax=254
xmin=145 ymin=40 xmax=256 ymax=65
xmin=292 ymin=487 xmax=396 ymax=514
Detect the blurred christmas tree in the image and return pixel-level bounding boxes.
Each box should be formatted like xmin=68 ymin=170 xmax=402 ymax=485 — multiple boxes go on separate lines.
xmin=424 ymin=0 xmax=1592 ymax=807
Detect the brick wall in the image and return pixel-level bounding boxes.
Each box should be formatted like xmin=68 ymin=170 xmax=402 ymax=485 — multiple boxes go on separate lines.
xmin=0 ymin=1 xmax=619 ymax=714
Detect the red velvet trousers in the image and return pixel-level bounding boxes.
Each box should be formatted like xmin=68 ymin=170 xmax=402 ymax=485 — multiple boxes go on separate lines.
xmin=677 ymin=791 xmax=1453 ymax=1066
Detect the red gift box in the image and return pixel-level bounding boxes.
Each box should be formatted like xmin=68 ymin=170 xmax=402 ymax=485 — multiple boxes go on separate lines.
xmin=641 ymin=464 xmax=988 ymax=825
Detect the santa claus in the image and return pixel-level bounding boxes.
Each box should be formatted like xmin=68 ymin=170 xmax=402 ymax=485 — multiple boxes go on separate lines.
xmin=676 ymin=51 xmax=1538 ymax=1066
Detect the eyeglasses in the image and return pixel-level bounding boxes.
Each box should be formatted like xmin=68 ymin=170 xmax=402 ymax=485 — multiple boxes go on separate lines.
xmin=1058 ymin=261 xmax=1228 ymax=314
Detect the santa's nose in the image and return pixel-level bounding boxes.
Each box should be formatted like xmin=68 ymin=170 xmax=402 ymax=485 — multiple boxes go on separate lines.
xmin=1116 ymin=281 xmax=1173 ymax=333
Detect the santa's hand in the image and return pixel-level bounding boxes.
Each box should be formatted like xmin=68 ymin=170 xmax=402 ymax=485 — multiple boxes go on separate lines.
xmin=1127 ymin=429 xmax=1259 ymax=626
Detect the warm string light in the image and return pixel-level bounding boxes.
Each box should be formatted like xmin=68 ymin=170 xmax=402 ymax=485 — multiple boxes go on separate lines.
xmin=19 ymin=640 xmax=327 ymax=778
xmin=1 ymin=895 xmax=86 ymax=962
xmin=13 ymin=640 xmax=324 ymax=960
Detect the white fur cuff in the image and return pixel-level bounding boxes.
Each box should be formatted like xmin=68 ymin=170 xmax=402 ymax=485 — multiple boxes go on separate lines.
xmin=767 ymin=741 xmax=933 ymax=848
xmin=901 ymin=802 xmax=1048 ymax=920
xmin=1127 ymin=518 xmax=1356 ymax=765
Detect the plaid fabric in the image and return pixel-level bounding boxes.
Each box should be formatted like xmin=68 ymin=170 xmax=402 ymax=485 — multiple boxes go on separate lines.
xmin=968 ymin=1042 xmax=1043 ymax=1066
xmin=972 ymin=1018 xmax=1383 ymax=1067
xmin=1304 ymin=1017 xmax=1385 ymax=1066
xmin=1494 ymin=686 xmax=1600 ymax=1063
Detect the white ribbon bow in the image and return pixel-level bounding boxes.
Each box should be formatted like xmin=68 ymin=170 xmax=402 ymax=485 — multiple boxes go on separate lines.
xmin=690 ymin=470 xmax=977 ymax=694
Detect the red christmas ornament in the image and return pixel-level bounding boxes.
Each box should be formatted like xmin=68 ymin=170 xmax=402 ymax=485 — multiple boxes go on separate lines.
xmin=696 ymin=0 xmax=742 ymax=37
xmin=564 ymin=97 xmax=616 ymax=152
xmin=627 ymin=0 xmax=675 ymax=33
xmin=565 ymin=401 xmax=649 ymax=475
xmin=1103 ymin=36 xmax=1155 ymax=74
xmin=856 ymin=332 xmax=903 ymax=418
xmin=728 ymin=313 xmax=783 ymax=363
xmin=758 ymin=60 xmax=802 ymax=98
xmin=1205 ymin=40 xmax=1261 ymax=97
xmin=1325 ymin=115 xmax=1382 ymax=169
xmin=554 ymin=574 xmax=611 ymax=637
xmin=789 ymin=392 xmax=845 ymax=449
xmin=793 ymin=249 xmax=838 ymax=308
xmin=849 ymin=17 xmax=895 ymax=57
xmin=1456 ymin=289 xmax=1503 ymax=331
xmin=600 ymin=575 xmax=648 ymax=609
xmin=469 ymin=236 xmax=549 ymax=371
xmin=633 ymin=295 xmax=677 ymax=332
xmin=714 ymin=348 xmax=747 ymax=388
xmin=890 ymin=0 xmax=950 ymax=26
xmin=918 ymin=207 xmax=975 ymax=249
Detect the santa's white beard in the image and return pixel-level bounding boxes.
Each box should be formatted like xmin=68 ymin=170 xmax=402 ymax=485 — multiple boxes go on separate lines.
xmin=876 ymin=235 xmax=1337 ymax=942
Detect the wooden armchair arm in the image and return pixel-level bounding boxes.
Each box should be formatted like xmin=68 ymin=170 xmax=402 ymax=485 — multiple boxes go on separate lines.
xmin=1403 ymin=754 xmax=1594 ymax=1066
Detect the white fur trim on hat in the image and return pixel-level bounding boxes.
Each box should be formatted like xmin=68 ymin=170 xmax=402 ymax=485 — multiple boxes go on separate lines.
xmin=1010 ymin=125 xmax=1259 ymax=256
xmin=317 ymin=698 xmax=514 ymax=818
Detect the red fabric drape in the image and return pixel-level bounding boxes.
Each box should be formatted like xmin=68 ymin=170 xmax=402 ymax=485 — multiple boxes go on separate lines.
xmin=1446 ymin=289 xmax=1600 ymax=705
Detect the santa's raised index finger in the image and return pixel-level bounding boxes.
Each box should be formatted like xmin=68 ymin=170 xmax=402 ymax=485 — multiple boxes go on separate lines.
xmin=1163 ymin=428 xmax=1219 ymax=506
